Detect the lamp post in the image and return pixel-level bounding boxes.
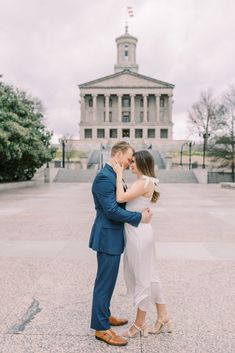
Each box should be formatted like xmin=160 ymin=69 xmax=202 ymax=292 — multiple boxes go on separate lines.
xmin=202 ymin=132 xmax=210 ymax=169
xmin=232 ymin=115 xmax=235 ymax=182
xmin=180 ymin=142 xmax=187 ymax=166
xmin=100 ymin=143 xmax=105 ymax=169
xmin=59 ymin=138 xmax=67 ymax=168
xmin=188 ymin=141 xmax=195 ymax=170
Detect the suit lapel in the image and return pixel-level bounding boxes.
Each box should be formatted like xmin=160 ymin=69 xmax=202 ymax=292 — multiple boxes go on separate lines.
xmin=122 ymin=178 xmax=127 ymax=192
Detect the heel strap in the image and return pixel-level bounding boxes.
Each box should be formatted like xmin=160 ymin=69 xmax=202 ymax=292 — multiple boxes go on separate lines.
xmin=133 ymin=323 xmax=141 ymax=331
xmin=133 ymin=322 xmax=146 ymax=331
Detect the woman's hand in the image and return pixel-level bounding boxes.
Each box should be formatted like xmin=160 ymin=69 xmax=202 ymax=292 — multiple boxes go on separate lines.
xmin=110 ymin=158 xmax=123 ymax=176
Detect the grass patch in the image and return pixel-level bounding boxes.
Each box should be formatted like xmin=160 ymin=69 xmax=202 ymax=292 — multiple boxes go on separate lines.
xmin=54 ymin=150 xmax=87 ymax=160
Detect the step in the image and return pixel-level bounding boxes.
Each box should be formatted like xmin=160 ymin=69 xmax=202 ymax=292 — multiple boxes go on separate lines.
xmin=53 ymin=168 xmax=198 ymax=183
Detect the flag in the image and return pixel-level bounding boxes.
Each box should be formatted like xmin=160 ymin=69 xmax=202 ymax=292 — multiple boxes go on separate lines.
xmin=127 ymin=6 xmax=134 ymax=17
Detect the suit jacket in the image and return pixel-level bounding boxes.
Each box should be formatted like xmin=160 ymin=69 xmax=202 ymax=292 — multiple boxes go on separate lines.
xmin=89 ymin=163 xmax=141 ymax=255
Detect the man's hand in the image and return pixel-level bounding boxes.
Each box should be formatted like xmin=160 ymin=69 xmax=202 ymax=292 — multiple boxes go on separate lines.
xmin=141 ymin=208 xmax=152 ymax=223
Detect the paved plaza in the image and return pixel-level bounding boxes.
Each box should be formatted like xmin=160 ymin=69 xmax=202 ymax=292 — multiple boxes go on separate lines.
xmin=0 ymin=182 xmax=234 ymax=353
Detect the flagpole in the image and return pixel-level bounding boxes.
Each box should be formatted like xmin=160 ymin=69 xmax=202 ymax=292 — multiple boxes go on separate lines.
xmin=125 ymin=6 xmax=128 ymax=32
xmin=125 ymin=6 xmax=134 ymax=32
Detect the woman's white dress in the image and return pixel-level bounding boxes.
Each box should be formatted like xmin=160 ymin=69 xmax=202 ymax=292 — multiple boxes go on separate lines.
xmin=124 ymin=176 xmax=165 ymax=312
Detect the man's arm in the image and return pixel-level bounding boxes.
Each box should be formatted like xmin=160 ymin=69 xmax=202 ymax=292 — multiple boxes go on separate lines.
xmin=95 ymin=174 xmax=142 ymax=227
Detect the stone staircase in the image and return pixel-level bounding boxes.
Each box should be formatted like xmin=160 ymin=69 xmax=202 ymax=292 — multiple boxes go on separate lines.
xmin=86 ymin=145 xmax=167 ymax=171
xmin=53 ymin=142 xmax=198 ymax=184
xmin=157 ymin=170 xmax=198 ymax=183
xmin=53 ymin=168 xmax=198 ymax=183
xmin=54 ymin=169 xmax=97 ymax=183
xmin=123 ymin=169 xmax=198 ymax=183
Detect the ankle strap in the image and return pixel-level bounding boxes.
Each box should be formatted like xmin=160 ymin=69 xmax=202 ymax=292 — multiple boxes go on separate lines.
xmin=133 ymin=323 xmax=141 ymax=330
xmin=133 ymin=322 xmax=146 ymax=330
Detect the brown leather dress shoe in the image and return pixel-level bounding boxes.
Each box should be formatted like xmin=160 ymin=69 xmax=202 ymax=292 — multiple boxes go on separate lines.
xmin=95 ymin=329 xmax=128 ymax=346
xmin=109 ymin=315 xmax=128 ymax=326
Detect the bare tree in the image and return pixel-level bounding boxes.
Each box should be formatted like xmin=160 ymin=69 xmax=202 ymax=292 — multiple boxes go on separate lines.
xmin=63 ymin=134 xmax=76 ymax=167
xmin=209 ymin=85 xmax=235 ymax=181
xmin=188 ymin=89 xmax=224 ymax=168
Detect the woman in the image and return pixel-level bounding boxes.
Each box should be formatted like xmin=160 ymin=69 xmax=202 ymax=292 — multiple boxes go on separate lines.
xmin=110 ymin=150 xmax=172 ymax=338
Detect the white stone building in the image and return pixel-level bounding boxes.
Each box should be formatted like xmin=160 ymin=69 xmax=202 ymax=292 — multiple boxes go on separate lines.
xmin=78 ymin=27 xmax=174 ymax=144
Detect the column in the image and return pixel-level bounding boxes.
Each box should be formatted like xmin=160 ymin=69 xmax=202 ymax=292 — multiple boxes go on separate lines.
xmin=80 ymin=93 xmax=85 ymax=122
xmin=155 ymin=94 xmax=160 ymax=123
xmin=130 ymin=94 xmax=135 ymax=122
xmin=92 ymin=94 xmax=97 ymax=122
xmin=143 ymin=94 xmax=148 ymax=122
xmin=105 ymin=94 xmax=110 ymax=122
xmin=143 ymin=127 xmax=148 ymax=139
xmin=117 ymin=94 xmax=122 ymax=122
xmin=168 ymin=94 xmax=173 ymax=123
xmin=117 ymin=128 xmax=121 ymax=140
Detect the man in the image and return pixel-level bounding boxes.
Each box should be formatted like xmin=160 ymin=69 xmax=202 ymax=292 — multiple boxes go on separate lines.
xmin=89 ymin=141 xmax=152 ymax=346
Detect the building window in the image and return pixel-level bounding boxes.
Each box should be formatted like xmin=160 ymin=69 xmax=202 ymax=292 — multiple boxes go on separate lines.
xmin=140 ymin=111 xmax=144 ymax=122
xmin=160 ymin=97 xmax=165 ymax=107
xmin=160 ymin=129 xmax=168 ymax=139
xmin=110 ymin=129 xmax=117 ymax=138
xmin=148 ymin=129 xmax=155 ymax=138
xmin=124 ymin=44 xmax=129 ymax=61
xmin=122 ymin=129 xmax=130 ymax=138
xmin=122 ymin=96 xmax=130 ymax=108
xmin=97 ymin=129 xmax=105 ymax=138
xmin=135 ymin=129 xmax=143 ymax=138
xmin=88 ymin=97 xmax=93 ymax=107
xmin=122 ymin=112 xmax=130 ymax=122
xmin=109 ymin=98 xmax=112 ymax=107
xmin=109 ymin=112 xmax=112 ymax=122
xmin=85 ymin=129 xmax=92 ymax=138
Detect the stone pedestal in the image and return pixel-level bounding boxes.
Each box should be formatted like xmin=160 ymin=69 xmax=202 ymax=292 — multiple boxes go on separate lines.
xmin=80 ymin=157 xmax=88 ymax=170
xmin=165 ymin=156 xmax=172 ymax=170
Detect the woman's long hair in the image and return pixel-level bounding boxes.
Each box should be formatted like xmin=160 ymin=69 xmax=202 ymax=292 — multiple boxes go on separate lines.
xmin=133 ymin=150 xmax=160 ymax=203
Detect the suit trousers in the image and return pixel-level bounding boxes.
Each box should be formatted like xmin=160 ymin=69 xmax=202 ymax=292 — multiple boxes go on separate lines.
xmin=91 ymin=252 xmax=121 ymax=330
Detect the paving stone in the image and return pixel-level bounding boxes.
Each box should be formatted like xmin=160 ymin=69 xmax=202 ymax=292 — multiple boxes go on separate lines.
xmin=0 ymin=183 xmax=234 ymax=352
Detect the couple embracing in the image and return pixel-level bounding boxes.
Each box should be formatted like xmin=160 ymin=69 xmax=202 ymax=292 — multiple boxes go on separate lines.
xmin=89 ymin=141 xmax=172 ymax=347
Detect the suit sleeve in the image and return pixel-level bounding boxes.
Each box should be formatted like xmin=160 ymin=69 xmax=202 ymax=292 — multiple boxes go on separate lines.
xmin=95 ymin=174 xmax=141 ymax=227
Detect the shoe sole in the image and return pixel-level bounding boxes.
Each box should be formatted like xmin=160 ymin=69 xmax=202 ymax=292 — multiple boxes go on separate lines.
xmin=149 ymin=330 xmax=173 ymax=334
xmin=95 ymin=336 xmax=128 ymax=346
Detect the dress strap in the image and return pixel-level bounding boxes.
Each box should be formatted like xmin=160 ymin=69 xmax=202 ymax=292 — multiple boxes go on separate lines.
xmin=142 ymin=175 xmax=150 ymax=188
xmin=142 ymin=175 xmax=160 ymax=192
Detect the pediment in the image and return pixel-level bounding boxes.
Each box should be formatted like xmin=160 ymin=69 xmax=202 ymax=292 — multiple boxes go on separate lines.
xmin=79 ymin=71 xmax=174 ymax=89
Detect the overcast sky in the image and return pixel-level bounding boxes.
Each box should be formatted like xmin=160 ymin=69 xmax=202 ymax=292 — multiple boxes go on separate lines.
xmin=0 ymin=0 xmax=234 ymax=141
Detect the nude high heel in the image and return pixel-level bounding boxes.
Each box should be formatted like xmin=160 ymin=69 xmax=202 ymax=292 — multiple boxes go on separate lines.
xmin=122 ymin=323 xmax=149 ymax=338
xmin=149 ymin=320 xmax=173 ymax=334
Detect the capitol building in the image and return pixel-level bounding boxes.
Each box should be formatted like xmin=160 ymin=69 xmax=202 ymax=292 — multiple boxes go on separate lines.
xmin=78 ymin=27 xmax=175 ymax=145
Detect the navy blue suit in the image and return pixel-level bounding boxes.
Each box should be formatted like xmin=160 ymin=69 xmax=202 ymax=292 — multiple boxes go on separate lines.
xmin=89 ymin=163 xmax=141 ymax=330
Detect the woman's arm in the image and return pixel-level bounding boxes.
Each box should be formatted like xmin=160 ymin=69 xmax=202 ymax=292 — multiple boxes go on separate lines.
xmin=110 ymin=159 xmax=147 ymax=203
